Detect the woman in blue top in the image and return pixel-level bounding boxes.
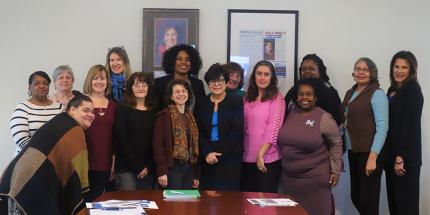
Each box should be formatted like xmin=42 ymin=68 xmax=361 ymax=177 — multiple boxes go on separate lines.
xmin=195 ymin=63 xmax=244 ymax=191
xmin=341 ymin=57 xmax=388 ymax=215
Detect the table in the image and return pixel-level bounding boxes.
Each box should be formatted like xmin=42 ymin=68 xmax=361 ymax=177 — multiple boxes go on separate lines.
xmin=95 ymin=190 xmax=308 ymax=214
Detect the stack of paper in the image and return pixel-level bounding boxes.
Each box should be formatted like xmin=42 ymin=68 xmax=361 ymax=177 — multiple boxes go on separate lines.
xmin=86 ymin=199 xmax=158 ymax=215
xmin=163 ymin=190 xmax=201 ymax=199
xmin=247 ymin=198 xmax=298 ymax=207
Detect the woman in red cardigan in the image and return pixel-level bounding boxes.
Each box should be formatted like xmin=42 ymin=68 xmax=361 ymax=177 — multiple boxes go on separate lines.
xmin=152 ymin=79 xmax=200 ymax=189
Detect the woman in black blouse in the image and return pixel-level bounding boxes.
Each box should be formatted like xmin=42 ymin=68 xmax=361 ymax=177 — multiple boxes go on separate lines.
xmin=114 ymin=72 xmax=156 ymax=190
xmin=195 ymin=63 xmax=244 ymax=191
xmin=383 ymin=51 xmax=423 ymax=215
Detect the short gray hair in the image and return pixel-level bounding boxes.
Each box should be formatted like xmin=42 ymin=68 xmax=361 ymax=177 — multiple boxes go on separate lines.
xmin=52 ymin=65 xmax=75 ymax=81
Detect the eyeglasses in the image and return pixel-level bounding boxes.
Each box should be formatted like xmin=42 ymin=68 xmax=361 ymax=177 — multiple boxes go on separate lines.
xmin=209 ymin=79 xmax=225 ymax=86
xmin=132 ymin=83 xmax=148 ymax=88
xmin=353 ymin=67 xmax=370 ymax=73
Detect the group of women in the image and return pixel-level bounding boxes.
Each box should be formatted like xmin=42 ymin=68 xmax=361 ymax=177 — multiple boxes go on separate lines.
xmin=7 ymin=43 xmax=423 ymax=215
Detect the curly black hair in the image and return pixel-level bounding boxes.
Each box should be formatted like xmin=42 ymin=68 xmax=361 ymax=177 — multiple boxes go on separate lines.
xmin=164 ymin=79 xmax=194 ymax=109
xmin=299 ymin=54 xmax=330 ymax=82
xmin=245 ymin=60 xmax=279 ymax=102
xmin=161 ymin=44 xmax=202 ymax=77
xmin=123 ymin=72 xmax=155 ymax=110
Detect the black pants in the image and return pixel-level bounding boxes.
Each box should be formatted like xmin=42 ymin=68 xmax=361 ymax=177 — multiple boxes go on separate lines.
xmin=166 ymin=160 xmax=194 ymax=190
xmin=88 ymin=171 xmax=110 ymax=201
xmin=240 ymin=160 xmax=281 ymax=193
xmin=348 ymin=151 xmax=383 ymax=215
xmin=385 ymin=164 xmax=420 ymax=215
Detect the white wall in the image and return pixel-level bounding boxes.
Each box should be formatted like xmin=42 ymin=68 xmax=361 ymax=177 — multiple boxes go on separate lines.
xmin=0 ymin=0 xmax=428 ymax=214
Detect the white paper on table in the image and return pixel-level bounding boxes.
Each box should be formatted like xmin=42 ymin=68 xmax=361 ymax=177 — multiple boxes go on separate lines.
xmin=88 ymin=207 xmax=144 ymax=215
xmin=247 ymin=198 xmax=298 ymax=207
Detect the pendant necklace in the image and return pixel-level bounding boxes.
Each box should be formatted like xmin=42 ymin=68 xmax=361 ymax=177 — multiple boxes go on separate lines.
xmin=98 ymin=107 xmax=105 ymax=116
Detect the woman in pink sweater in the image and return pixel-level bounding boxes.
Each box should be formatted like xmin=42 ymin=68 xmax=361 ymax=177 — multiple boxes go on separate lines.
xmin=241 ymin=60 xmax=285 ymax=193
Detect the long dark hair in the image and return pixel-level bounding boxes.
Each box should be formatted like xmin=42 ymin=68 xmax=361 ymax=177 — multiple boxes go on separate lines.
xmin=389 ymin=50 xmax=418 ymax=90
xmin=123 ymin=72 xmax=155 ymax=110
xmin=245 ymin=60 xmax=279 ymax=102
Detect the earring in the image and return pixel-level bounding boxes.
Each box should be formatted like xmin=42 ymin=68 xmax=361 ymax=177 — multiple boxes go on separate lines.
xmin=28 ymin=90 xmax=32 ymax=98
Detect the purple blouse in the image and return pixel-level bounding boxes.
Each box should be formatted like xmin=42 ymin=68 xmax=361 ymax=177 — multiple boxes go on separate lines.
xmin=243 ymin=93 xmax=285 ymax=163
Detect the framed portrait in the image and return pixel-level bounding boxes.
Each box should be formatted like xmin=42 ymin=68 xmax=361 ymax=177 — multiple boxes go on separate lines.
xmin=227 ymin=9 xmax=299 ymax=94
xmin=143 ymin=8 xmax=199 ymax=77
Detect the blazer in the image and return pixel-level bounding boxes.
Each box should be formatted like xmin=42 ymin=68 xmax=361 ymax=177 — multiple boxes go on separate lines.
xmin=384 ymin=81 xmax=423 ymax=166
xmin=195 ymin=94 xmax=244 ymax=159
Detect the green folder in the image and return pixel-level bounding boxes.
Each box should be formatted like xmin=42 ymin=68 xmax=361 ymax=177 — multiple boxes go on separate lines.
xmin=163 ymin=190 xmax=201 ymax=199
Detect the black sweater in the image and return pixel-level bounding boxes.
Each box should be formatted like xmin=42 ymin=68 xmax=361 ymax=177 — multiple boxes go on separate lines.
xmin=114 ymin=105 xmax=156 ymax=174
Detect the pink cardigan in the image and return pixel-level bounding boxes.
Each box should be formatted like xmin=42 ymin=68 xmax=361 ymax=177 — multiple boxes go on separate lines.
xmin=243 ymin=93 xmax=286 ymax=163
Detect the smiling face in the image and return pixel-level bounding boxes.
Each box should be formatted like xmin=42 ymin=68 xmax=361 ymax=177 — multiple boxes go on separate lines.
xmin=132 ymin=79 xmax=148 ymax=99
xmin=91 ymin=71 xmax=107 ymax=95
xmin=164 ymin=27 xmax=178 ymax=49
xmin=227 ymin=72 xmax=241 ymax=90
xmin=297 ymin=84 xmax=317 ymax=112
xmin=255 ymin=65 xmax=272 ymax=90
xmin=109 ymin=52 xmax=125 ymax=74
xmin=170 ymin=84 xmax=188 ymax=106
xmin=209 ymin=75 xmax=227 ymax=96
xmin=174 ymin=50 xmax=191 ymax=76
xmin=29 ymin=75 xmax=50 ymax=99
xmin=392 ymin=58 xmax=411 ymax=86
xmin=54 ymin=72 xmax=74 ymax=93
xmin=300 ymin=60 xmax=320 ymax=79
xmin=353 ymin=61 xmax=371 ymax=86
xmin=68 ymin=101 xmax=95 ymax=129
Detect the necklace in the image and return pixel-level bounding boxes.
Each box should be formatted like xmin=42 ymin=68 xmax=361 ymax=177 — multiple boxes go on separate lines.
xmin=98 ymin=107 xmax=105 ymax=116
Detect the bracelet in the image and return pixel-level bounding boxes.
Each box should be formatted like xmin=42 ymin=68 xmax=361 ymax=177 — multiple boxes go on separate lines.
xmin=395 ymin=161 xmax=403 ymax=164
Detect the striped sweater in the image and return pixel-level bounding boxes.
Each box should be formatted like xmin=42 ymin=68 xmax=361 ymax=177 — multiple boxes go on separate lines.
xmin=10 ymin=100 xmax=63 ymax=155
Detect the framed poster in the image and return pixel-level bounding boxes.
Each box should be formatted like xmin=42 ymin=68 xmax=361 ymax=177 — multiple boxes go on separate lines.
xmin=143 ymin=8 xmax=199 ymax=76
xmin=227 ymin=9 xmax=299 ymax=93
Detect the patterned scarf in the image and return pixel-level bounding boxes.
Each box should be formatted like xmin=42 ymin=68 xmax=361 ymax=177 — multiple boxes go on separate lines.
xmin=111 ymin=73 xmax=125 ymax=102
xmin=169 ymin=105 xmax=199 ymax=164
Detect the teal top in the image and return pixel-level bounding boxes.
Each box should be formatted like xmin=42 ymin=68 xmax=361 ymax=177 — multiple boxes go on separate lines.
xmin=344 ymin=89 xmax=388 ymax=154
xmin=210 ymin=111 xmax=219 ymax=141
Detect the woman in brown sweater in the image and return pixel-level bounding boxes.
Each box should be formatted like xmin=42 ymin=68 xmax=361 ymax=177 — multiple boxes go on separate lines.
xmin=152 ymin=79 xmax=200 ymax=189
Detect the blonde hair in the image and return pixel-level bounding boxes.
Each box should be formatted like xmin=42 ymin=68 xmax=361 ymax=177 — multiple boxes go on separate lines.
xmin=83 ymin=65 xmax=112 ymax=96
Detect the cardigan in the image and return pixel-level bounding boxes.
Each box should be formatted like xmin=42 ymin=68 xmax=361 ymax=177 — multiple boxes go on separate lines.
xmin=243 ymin=93 xmax=285 ymax=163
xmin=384 ymin=81 xmax=423 ymax=166
xmin=0 ymin=113 xmax=89 ymax=215
xmin=154 ymin=74 xmax=206 ymax=111
xmin=195 ymin=93 xmax=244 ymax=159
xmin=152 ymin=108 xmax=199 ymax=179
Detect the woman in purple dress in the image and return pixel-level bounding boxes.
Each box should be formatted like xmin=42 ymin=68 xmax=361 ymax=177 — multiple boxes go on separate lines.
xmin=278 ymin=78 xmax=343 ymax=215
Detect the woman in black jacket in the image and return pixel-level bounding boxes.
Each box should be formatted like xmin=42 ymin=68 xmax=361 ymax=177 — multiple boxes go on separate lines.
xmin=383 ymin=51 xmax=424 ymax=215
xmin=195 ymin=63 xmax=244 ymax=191
xmin=284 ymin=54 xmax=342 ymax=125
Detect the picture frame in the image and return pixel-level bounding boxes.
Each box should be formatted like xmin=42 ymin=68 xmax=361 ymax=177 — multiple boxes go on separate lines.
xmin=143 ymin=8 xmax=199 ymax=77
xmin=227 ymin=9 xmax=299 ymax=93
